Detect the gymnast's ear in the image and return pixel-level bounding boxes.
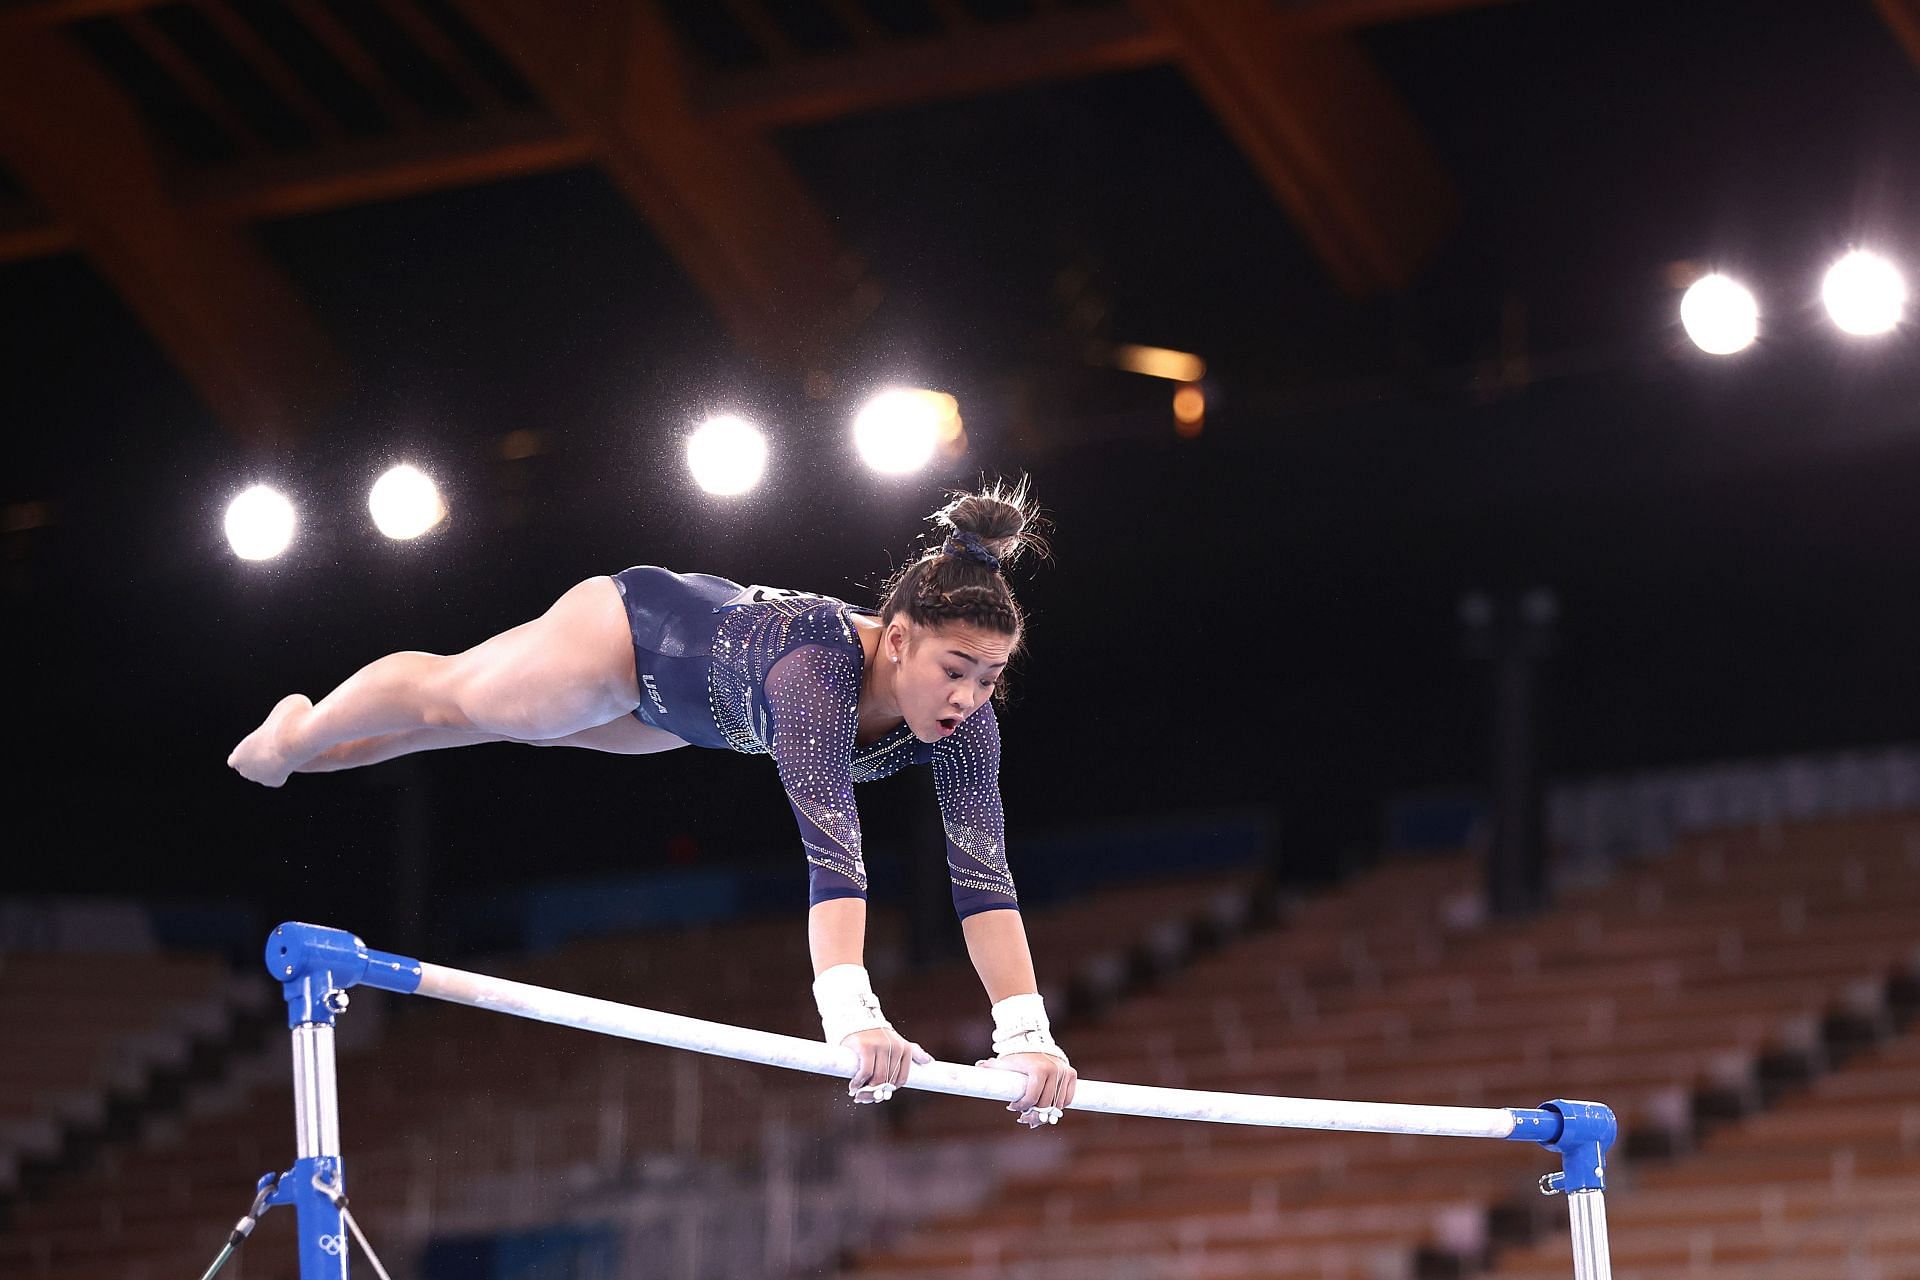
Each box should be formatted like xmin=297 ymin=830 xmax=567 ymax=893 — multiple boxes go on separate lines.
xmin=883 ymin=617 xmax=912 ymax=664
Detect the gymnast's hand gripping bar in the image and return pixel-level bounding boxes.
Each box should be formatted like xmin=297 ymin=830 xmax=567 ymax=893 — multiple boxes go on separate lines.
xmin=263 ymin=922 xmax=1617 ymax=1280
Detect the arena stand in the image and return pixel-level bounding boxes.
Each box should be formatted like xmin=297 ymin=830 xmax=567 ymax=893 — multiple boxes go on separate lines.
xmin=844 ymin=815 xmax=1920 ymax=1280
xmin=5 ymin=750 xmax=1917 ymax=1280
xmin=0 ymin=914 xmax=267 ymax=1216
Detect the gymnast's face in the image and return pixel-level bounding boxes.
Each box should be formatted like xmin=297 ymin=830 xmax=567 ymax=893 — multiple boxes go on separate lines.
xmin=887 ymin=619 xmax=1015 ymax=742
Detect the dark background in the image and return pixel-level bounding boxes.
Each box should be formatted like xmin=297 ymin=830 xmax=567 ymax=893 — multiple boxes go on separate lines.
xmin=7 ymin=0 xmax=1919 ymax=940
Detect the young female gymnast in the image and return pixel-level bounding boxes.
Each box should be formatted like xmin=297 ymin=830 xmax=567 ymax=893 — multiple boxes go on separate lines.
xmin=228 ymin=481 xmax=1076 ymax=1127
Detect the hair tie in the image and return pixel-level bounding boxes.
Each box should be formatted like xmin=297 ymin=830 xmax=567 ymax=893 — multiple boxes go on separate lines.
xmin=942 ymin=530 xmax=1001 ymax=573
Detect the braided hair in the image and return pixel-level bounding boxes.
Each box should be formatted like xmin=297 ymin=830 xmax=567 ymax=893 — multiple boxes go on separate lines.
xmin=877 ymin=478 xmax=1049 ymax=697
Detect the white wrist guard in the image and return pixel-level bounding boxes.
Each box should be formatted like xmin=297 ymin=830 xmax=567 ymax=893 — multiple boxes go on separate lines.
xmin=990 ymin=993 xmax=1070 ymax=1064
xmin=813 ymin=964 xmax=891 ymax=1047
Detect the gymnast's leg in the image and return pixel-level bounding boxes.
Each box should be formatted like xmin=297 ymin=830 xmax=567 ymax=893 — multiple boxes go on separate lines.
xmin=295 ymin=715 xmax=686 ymax=773
xmin=295 ymin=726 xmax=497 ymax=771
xmin=229 ymin=576 xmax=644 ymax=787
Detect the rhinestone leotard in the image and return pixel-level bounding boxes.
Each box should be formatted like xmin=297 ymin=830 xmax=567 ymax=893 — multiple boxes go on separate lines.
xmin=611 ymin=568 xmax=1018 ymax=918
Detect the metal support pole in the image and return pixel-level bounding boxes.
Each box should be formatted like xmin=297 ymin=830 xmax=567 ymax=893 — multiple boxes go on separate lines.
xmin=1566 ymin=1188 xmax=1612 ymax=1280
xmin=285 ymin=1023 xmax=349 ymax=1279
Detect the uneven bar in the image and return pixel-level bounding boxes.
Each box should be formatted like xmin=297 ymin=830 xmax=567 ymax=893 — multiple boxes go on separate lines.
xmin=414 ymin=962 xmax=1541 ymax=1140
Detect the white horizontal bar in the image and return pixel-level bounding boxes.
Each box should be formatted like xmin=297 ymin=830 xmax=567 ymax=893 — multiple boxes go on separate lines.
xmin=415 ymin=963 xmax=1518 ymax=1139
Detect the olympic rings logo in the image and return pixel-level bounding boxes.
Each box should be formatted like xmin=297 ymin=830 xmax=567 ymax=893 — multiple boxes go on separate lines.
xmin=318 ymin=1233 xmax=346 ymax=1256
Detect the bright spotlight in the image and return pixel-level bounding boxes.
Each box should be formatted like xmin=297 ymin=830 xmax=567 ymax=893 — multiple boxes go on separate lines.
xmin=1679 ymin=274 xmax=1758 ymax=355
xmin=853 ymin=389 xmax=956 ymax=476
xmin=685 ymin=415 xmax=768 ymax=496
xmin=1823 ymin=250 xmax=1905 ymax=336
xmin=224 ymin=484 xmax=296 ymax=562
xmin=369 ymin=464 xmax=446 ymax=540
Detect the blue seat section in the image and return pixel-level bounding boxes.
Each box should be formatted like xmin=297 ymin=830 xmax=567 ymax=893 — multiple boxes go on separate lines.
xmin=423 ymin=1222 xmax=622 ymax=1280
xmin=452 ymin=807 xmax=1273 ymax=952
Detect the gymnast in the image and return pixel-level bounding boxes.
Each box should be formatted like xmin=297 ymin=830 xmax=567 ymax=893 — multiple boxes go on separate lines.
xmin=228 ymin=481 xmax=1076 ymax=1127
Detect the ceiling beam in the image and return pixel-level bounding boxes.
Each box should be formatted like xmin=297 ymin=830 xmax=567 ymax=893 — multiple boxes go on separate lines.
xmin=1873 ymin=0 xmax=1920 ymax=67
xmin=0 ymin=0 xmax=155 ymax=24
xmin=186 ymin=111 xmax=592 ymax=221
xmin=2 ymin=113 xmax=593 ymax=262
xmin=1132 ymin=0 xmax=1458 ymax=295
xmin=0 ymin=0 xmax=1522 ymax=31
xmin=451 ymin=0 xmax=864 ymax=368
xmin=0 ymin=21 xmax=342 ymax=443
xmin=1269 ymin=0 xmax=1523 ymax=31
xmin=700 ymin=6 xmax=1176 ymax=131
xmin=0 ymin=195 xmax=74 ymax=261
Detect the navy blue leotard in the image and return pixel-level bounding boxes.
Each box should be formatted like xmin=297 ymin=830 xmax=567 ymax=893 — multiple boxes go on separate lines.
xmin=610 ymin=566 xmax=1017 ymax=918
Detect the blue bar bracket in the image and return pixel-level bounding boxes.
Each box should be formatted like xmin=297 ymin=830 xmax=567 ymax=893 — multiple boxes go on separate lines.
xmin=265 ymin=1157 xmax=350 ymax=1276
xmin=1531 ymin=1098 xmax=1617 ymax=1194
xmin=267 ymin=922 xmax=423 ymax=1028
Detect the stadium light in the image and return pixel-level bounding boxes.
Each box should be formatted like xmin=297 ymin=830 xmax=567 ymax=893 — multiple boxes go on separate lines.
xmin=1113 ymin=343 xmax=1207 ymax=383
xmin=685 ymin=415 xmax=769 ymax=496
xmin=1822 ymin=250 xmax=1905 ymax=336
xmin=1679 ymin=273 xmax=1758 ymax=355
xmin=852 ymin=389 xmax=957 ymax=476
xmin=224 ymin=484 xmax=296 ymax=561
xmin=368 ymin=464 xmax=447 ymax=541
xmin=1172 ymin=383 xmax=1205 ymax=436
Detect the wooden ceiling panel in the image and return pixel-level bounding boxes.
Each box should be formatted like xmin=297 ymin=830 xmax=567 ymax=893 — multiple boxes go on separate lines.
xmin=700 ymin=6 xmax=1175 ymax=130
xmin=185 ymin=109 xmax=592 ymax=220
xmin=0 ymin=110 xmax=591 ymax=264
xmin=1134 ymin=0 xmax=1458 ymax=295
xmin=0 ymin=193 xmax=77 ymax=259
xmin=451 ymin=0 xmax=864 ymax=367
xmin=0 ymin=21 xmax=342 ymax=442
xmin=1270 ymin=0 xmax=1522 ymax=31
xmin=1874 ymin=0 xmax=1920 ymax=67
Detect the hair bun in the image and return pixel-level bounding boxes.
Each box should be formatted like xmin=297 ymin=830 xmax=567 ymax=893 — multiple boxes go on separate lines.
xmin=931 ymin=476 xmax=1049 ymax=569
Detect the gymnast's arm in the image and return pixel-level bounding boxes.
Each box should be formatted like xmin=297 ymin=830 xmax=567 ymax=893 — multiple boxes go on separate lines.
xmin=959 ymin=907 xmax=1039 ymax=1002
xmin=936 ymin=704 xmax=1078 ymax=1122
xmin=937 ymin=701 xmax=1032 ymax=1001
xmin=764 ymin=644 xmax=928 ymax=1101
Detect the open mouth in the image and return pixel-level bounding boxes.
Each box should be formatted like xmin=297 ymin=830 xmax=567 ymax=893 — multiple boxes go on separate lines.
xmin=936 ymin=716 xmax=960 ymax=734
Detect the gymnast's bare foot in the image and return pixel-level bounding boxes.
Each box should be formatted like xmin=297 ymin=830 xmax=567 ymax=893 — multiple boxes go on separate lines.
xmin=228 ymin=694 xmax=312 ymax=788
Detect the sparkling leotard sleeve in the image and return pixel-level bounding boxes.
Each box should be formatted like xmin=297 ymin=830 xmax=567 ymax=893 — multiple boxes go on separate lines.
xmin=758 ymin=624 xmax=1018 ymax=916
xmin=932 ymin=701 xmax=1018 ymax=917
xmin=763 ymin=643 xmax=869 ymax=905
